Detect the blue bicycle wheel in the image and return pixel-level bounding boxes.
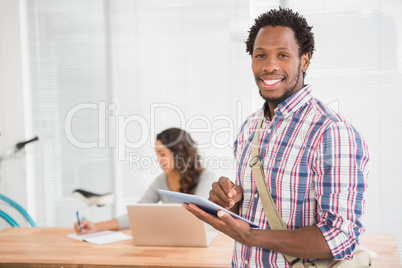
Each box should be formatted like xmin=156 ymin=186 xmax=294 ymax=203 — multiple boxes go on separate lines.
xmin=0 ymin=194 xmax=36 ymax=227
xmin=0 ymin=210 xmax=19 ymax=227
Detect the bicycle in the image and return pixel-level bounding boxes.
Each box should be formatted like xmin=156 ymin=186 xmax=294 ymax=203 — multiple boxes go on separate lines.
xmin=0 ymin=137 xmax=38 ymax=227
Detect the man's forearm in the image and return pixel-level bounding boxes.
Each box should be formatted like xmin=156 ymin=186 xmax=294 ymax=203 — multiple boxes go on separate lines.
xmin=247 ymin=226 xmax=333 ymax=259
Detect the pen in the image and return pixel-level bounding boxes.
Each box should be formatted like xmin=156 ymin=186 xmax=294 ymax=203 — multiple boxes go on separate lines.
xmin=76 ymin=211 xmax=82 ymax=232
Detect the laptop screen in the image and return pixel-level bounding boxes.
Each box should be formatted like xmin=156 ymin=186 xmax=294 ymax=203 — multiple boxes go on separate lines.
xmin=126 ymin=203 xmax=217 ymax=247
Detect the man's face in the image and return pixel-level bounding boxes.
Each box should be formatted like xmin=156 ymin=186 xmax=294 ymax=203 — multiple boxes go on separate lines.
xmin=251 ymin=26 xmax=310 ymax=105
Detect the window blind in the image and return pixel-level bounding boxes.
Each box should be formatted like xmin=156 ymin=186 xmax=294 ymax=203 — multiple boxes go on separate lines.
xmin=26 ymin=0 xmax=254 ymax=225
xmin=25 ymin=1 xmax=402 ymax=262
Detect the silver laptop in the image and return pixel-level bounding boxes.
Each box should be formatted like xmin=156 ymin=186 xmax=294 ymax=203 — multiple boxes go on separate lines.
xmin=126 ymin=203 xmax=218 ymax=247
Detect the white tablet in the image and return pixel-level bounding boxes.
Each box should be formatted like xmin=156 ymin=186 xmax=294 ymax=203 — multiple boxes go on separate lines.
xmin=157 ymin=189 xmax=258 ymax=228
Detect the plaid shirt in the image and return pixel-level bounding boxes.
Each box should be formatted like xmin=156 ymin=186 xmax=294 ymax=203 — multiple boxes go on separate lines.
xmin=232 ymin=86 xmax=370 ymax=267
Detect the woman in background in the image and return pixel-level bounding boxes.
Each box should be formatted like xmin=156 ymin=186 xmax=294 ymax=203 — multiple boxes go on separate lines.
xmin=74 ymin=128 xmax=216 ymax=234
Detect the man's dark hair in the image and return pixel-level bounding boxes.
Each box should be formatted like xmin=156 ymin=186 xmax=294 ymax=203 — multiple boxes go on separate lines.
xmin=245 ymin=7 xmax=315 ymax=58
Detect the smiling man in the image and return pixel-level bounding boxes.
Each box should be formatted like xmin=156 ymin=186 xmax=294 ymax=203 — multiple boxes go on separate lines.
xmin=184 ymin=8 xmax=370 ymax=268
xmin=252 ymin=25 xmax=310 ymax=119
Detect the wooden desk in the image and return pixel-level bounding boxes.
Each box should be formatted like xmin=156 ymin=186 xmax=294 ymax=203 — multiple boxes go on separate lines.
xmin=360 ymin=234 xmax=401 ymax=268
xmin=0 ymin=228 xmax=400 ymax=268
xmin=0 ymin=228 xmax=233 ymax=268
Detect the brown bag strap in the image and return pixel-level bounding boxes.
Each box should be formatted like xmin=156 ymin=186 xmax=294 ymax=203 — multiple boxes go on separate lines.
xmin=249 ymin=118 xmax=304 ymax=268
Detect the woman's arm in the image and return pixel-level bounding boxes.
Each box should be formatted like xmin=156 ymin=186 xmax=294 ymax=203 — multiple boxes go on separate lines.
xmin=73 ymin=218 xmax=119 ymax=234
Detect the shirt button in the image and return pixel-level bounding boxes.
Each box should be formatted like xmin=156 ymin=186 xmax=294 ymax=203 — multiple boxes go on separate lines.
xmin=254 ymin=193 xmax=258 ymax=198
xmin=267 ymin=128 xmax=272 ymax=134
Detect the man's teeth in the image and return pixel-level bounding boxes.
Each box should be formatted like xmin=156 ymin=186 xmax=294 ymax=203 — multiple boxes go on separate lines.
xmin=263 ymin=79 xmax=281 ymax=85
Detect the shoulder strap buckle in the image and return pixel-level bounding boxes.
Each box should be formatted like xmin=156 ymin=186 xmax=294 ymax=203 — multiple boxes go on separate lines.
xmin=249 ymin=156 xmax=261 ymax=168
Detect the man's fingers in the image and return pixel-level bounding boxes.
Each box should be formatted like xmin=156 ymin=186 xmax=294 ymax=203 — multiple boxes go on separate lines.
xmin=184 ymin=203 xmax=217 ymax=225
xmin=209 ymin=177 xmax=238 ymax=208
xmin=216 ymin=210 xmax=237 ymax=228
xmin=232 ymin=185 xmax=244 ymax=202
xmin=184 ymin=203 xmax=230 ymax=227
xmin=209 ymin=188 xmax=231 ymax=208
xmin=218 ymin=177 xmax=236 ymax=197
xmin=185 ymin=203 xmax=234 ymax=228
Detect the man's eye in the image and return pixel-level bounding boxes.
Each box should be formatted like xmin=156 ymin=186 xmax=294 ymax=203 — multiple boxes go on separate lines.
xmin=279 ymin=54 xmax=289 ymax=58
xmin=254 ymin=54 xmax=265 ymax=58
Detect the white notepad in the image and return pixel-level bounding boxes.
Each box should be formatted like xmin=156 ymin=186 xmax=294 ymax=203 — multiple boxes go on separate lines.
xmin=67 ymin=230 xmax=132 ymax=245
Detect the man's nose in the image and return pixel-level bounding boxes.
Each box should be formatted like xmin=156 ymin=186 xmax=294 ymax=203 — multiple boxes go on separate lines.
xmin=263 ymin=57 xmax=280 ymax=73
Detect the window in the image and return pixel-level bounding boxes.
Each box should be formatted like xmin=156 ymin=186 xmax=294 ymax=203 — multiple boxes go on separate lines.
xmin=25 ymin=0 xmax=402 ymax=260
xmin=26 ymin=0 xmax=253 ymax=225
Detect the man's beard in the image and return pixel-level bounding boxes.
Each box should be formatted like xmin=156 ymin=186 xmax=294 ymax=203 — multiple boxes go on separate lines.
xmin=259 ymin=63 xmax=302 ymax=105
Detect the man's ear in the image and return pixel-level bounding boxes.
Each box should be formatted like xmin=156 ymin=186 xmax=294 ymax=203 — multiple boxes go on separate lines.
xmin=301 ymin=52 xmax=311 ymax=72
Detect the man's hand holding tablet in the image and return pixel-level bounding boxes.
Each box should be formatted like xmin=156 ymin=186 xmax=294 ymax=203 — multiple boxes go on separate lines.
xmin=157 ymin=189 xmax=258 ymax=228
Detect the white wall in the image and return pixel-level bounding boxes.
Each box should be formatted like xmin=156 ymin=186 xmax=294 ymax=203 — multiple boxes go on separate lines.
xmin=1 ymin=3 xmax=402 ymax=264
xmin=0 ymin=0 xmax=28 ymax=226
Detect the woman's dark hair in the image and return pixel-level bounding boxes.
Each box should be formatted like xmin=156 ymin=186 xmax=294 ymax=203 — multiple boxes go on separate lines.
xmin=245 ymin=7 xmax=315 ymax=59
xmin=156 ymin=128 xmax=203 ymax=194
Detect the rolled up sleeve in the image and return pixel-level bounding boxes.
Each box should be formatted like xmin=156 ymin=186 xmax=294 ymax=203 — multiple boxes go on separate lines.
xmin=314 ymin=122 xmax=370 ymax=260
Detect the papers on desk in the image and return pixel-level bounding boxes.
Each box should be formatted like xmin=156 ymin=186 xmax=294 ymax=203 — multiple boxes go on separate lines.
xmin=67 ymin=231 xmax=132 ymax=245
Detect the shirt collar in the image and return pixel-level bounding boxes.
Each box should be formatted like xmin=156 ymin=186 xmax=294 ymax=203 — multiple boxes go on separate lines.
xmin=263 ymin=85 xmax=313 ymax=119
